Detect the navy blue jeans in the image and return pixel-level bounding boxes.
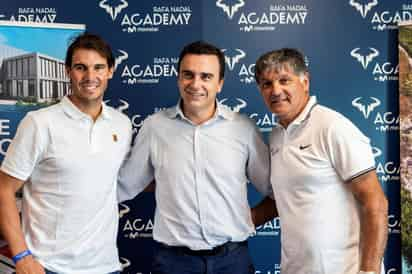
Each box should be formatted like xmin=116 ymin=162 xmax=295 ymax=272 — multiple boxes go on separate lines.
xmin=45 ymin=270 xmax=120 ymax=274
xmin=152 ymin=242 xmax=255 ymax=274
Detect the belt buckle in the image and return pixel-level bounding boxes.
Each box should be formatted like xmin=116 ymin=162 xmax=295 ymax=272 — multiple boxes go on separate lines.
xmin=177 ymin=241 xmax=246 ymax=257
xmin=189 ymin=245 xmax=222 ymax=256
xmin=208 ymin=245 xmax=224 ymax=256
xmin=185 ymin=244 xmax=224 ymax=256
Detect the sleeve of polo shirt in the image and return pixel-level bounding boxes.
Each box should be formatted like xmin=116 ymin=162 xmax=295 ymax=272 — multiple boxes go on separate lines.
xmin=1 ymin=113 xmax=45 ymax=181
xmin=246 ymin=121 xmax=274 ymax=198
xmin=325 ymin=115 xmax=375 ymax=182
xmin=118 ymin=117 xmax=155 ymax=202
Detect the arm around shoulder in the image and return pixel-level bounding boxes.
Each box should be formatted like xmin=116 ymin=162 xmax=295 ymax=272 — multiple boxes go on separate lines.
xmin=246 ymin=121 xmax=271 ymax=195
xmin=117 ymin=117 xmax=155 ymax=202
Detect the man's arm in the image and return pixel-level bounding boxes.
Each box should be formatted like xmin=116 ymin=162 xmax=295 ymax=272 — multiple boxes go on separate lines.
xmin=0 ymin=171 xmax=45 ymax=274
xmin=117 ymin=117 xmax=155 ymax=202
xmin=245 ymin=121 xmax=278 ymax=227
xmin=251 ymin=196 xmax=278 ymax=227
xmin=348 ymin=170 xmax=388 ymax=273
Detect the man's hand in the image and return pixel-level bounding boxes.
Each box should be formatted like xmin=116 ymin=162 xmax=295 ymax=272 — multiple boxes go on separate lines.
xmin=15 ymin=255 xmax=45 ymax=274
xmin=251 ymin=197 xmax=278 ymax=227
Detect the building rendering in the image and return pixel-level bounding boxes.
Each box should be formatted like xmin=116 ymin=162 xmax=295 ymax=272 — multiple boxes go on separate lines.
xmin=0 ymin=44 xmax=70 ymax=103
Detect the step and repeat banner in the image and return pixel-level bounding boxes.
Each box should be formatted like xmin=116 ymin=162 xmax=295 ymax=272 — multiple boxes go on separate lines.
xmin=0 ymin=1 xmax=406 ymax=273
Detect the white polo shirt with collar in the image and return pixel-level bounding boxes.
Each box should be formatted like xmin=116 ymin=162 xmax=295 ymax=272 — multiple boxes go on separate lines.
xmin=269 ymin=96 xmax=376 ymax=274
xmin=1 ymin=96 xmax=132 ymax=274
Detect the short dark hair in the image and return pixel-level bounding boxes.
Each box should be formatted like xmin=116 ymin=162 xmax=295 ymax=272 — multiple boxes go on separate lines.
xmin=65 ymin=33 xmax=114 ymax=68
xmin=178 ymin=40 xmax=225 ymax=80
xmin=255 ymin=48 xmax=308 ymax=83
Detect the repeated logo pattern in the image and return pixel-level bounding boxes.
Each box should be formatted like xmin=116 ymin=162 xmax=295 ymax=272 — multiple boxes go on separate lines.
xmin=349 ymin=0 xmax=378 ymax=18
xmin=99 ymin=0 xmax=128 ymax=21
xmin=216 ymin=0 xmax=245 ymax=19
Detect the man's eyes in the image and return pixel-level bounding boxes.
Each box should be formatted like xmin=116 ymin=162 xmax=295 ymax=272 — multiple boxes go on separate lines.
xmin=181 ymin=72 xmax=213 ymax=81
xmin=94 ymin=65 xmax=107 ymax=70
xmin=72 ymin=64 xmax=107 ymax=71
xmin=279 ymin=78 xmax=290 ymax=85
xmin=181 ymin=72 xmax=194 ymax=79
xmin=201 ymin=74 xmax=213 ymax=81
xmin=73 ymin=64 xmax=86 ymax=71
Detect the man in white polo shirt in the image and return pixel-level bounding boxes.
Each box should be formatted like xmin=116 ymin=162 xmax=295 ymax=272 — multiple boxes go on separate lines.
xmin=254 ymin=48 xmax=388 ymax=274
xmin=0 ymin=33 xmax=131 ymax=274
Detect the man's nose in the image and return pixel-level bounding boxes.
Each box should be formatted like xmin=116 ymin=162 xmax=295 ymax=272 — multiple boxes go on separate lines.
xmin=270 ymin=82 xmax=282 ymax=95
xmin=84 ymin=68 xmax=96 ymax=79
xmin=189 ymin=75 xmax=202 ymax=89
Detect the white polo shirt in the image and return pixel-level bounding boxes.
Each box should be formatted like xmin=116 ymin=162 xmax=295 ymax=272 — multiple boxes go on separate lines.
xmin=270 ymin=96 xmax=376 ymax=274
xmin=1 ymin=96 xmax=132 ymax=274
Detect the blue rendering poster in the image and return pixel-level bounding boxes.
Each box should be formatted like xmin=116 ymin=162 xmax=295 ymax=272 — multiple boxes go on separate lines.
xmin=0 ymin=20 xmax=85 ymax=272
xmin=0 ymin=21 xmax=85 ymax=161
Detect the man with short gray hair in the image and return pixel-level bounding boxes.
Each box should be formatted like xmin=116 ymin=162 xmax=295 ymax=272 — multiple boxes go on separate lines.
xmin=255 ymin=48 xmax=387 ymax=274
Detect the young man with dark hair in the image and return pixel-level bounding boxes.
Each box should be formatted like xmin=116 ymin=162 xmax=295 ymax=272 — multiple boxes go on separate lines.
xmin=118 ymin=41 xmax=276 ymax=274
xmin=0 ymin=33 xmax=132 ymax=274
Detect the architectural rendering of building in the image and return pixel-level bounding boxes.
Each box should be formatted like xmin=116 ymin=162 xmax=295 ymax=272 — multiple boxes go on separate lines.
xmin=0 ymin=44 xmax=70 ymax=103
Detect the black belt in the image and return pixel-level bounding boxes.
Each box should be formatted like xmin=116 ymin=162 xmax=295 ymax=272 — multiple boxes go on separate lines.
xmin=160 ymin=241 xmax=247 ymax=256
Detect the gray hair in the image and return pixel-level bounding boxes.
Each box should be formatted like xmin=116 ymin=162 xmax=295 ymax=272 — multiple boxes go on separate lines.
xmin=255 ymin=48 xmax=308 ymax=83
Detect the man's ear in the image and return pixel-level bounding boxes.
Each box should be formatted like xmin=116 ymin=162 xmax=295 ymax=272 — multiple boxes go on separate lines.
xmin=108 ymin=66 xmax=114 ymax=79
xmin=65 ymin=66 xmax=71 ymax=77
xmin=217 ymin=78 xmax=224 ymax=93
xmin=301 ymin=72 xmax=310 ymax=93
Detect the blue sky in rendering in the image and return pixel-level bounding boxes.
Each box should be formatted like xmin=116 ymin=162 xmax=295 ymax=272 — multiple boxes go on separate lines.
xmin=0 ymin=23 xmax=84 ymax=60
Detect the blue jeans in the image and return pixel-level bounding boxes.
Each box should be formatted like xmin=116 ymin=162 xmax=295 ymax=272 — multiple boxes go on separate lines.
xmin=45 ymin=270 xmax=120 ymax=274
xmin=152 ymin=242 xmax=255 ymax=274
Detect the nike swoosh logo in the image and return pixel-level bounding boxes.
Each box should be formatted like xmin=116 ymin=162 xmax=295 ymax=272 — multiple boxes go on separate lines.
xmin=299 ymin=144 xmax=312 ymax=150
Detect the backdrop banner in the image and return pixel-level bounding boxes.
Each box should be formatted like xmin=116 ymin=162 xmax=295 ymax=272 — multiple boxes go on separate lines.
xmin=0 ymin=1 xmax=405 ymax=273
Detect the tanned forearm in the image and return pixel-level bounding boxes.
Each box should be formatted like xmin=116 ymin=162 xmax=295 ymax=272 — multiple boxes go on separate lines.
xmin=349 ymin=171 xmax=388 ymax=273
xmin=0 ymin=171 xmax=27 ymax=255
xmin=359 ymin=195 xmax=388 ymax=272
xmin=251 ymin=196 xmax=278 ymax=227
xmin=0 ymin=171 xmax=45 ymax=274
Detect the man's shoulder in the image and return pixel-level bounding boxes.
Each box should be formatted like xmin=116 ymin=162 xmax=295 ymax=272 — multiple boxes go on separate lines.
xmin=311 ymin=103 xmax=362 ymax=137
xmin=23 ymin=102 xmax=63 ymax=122
xmin=104 ymin=105 xmax=132 ymax=126
xmin=231 ymin=112 xmax=256 ymax=128
xmin=219 ymin=105 xmax=256 ymax=127
xmin=312 ymin=103 xmax=341 ymax=118
xmin=138 ymin=108 xmax=172 ymax=131
xmin=311 ymin=104 xmax=351 ymax=126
